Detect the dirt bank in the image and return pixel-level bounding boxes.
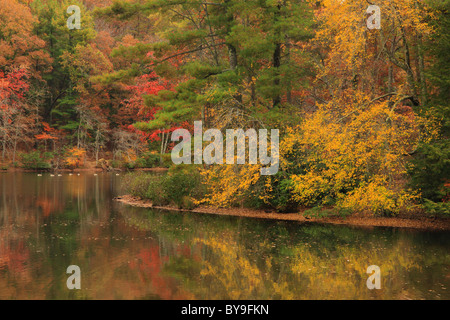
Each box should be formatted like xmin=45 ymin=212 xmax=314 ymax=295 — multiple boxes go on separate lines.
xmin=115 ymin=195 xmax=450 ymax=231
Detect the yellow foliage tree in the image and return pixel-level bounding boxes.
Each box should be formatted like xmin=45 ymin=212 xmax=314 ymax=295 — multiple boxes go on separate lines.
xmin=281 ymin=91 xmax=432 ymax=214
xmin=199 ymin=164 xmax=262 ymax=208
xmin=315 ymin=0 xmax=433 ymax=100
xmin=188 ymin=0 xmax=438 ymax=215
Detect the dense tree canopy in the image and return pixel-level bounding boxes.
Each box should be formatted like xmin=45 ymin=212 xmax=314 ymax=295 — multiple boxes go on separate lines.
xmin=0 ymin=0 xmax=448 ymax=215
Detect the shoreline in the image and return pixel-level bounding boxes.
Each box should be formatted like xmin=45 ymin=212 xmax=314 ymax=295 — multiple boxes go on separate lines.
xmin=115 ymin=195 xmax=450 ymax=231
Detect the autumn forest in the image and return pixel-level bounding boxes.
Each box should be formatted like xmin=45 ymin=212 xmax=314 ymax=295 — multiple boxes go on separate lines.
xmin=0 ymin=0 xmax=449 ymax=217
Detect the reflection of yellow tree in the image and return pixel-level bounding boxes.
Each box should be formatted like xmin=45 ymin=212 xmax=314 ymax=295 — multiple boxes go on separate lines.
xmin=193 ymin=234 xmax=296 ymax=300
xmin=290 ymin=238 xmax=424 ymax=299
xmin=191 ymin=232 xmax=449 ymax=300
xmin=123 ymin=208 xmax=450 ymax=300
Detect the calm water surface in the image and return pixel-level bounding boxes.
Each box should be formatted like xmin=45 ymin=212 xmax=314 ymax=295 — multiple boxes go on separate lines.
xmin=0 ymin=172 xmax=449 ymax=300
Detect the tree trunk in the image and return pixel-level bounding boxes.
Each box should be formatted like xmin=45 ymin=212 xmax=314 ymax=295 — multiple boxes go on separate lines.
xmin=12 ymin=123 xmax=19 ymax=164
xmin=272 ymin=4 xmax=282 ymax=109
xmin=160 ymin=129 xmax=164 ymax=164
xmin=2 ymin=112 xmax=7 ymax=161
xmin=95 ymin=129 xmax=100 ymax=163
xmin=388 ymin=64 xmax=394 ymax=93
xmin=285 ymin=40 xmax=292 ymax=105
xmin=228 ymin=44 xmax=242 ymax=105
xmin=415 ymin=32 xmax=428 ymax=105
xmin=272 ymin=42 xmax=282 ymax=108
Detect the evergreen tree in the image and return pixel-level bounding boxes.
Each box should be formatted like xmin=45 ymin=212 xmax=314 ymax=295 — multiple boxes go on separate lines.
xmin=31 ymin=0 xmax=96 ymax=124
xmin=408 ymin=0 xmax=450 ymax=206
xmin=97 ymin=0 xmax=314 ymax=133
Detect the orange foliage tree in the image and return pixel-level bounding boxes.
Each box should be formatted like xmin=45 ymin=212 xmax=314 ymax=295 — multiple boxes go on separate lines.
xmin=64 ymin=147 xmax=86 ymax=169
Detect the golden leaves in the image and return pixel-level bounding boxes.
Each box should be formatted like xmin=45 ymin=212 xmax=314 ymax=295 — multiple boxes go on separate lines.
xmin=283 ymin=91 xmax=424 ymax=213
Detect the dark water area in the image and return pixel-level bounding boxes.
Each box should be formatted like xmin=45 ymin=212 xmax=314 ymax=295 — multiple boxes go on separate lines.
xmin=0 ymin=172 xmax=449 ymax=299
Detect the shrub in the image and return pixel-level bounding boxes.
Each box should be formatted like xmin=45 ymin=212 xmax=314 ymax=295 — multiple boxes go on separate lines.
xmin=407 ymin=104 xmax=450 ymax=214
xmin=255 ymin=173 xmax=298 ymax=212
xmin=270 ymin=178 xmax=298 ymax=212
xmin=64 ymin=147 xmax=86 ymax=169
xmin=303 ymin=206 xmax=352 ymax=218
xmin=180 ymin=196 xmax=196 ymax=210
xmin=145 ymin=175 xmax=169 ymax=206
xmin=132 ymin=157 xmax=146 ymax=168
xmin=111 ymin=160 xmax=122 ymax=168
xmin=407 ymin=140 xmax=450 ymax=202
xmin=20 ymin=151 xmax=52 ymax=170
xmin=163 ymin=165 xmax=205 ymax=208
xmin=199 ymin=164 xmax=262 ymax=207
xmin=336 ymin=178 xmax=418 ymax=216
xmin=123 ymin=165 xmax=205 ymax=209
xmin=422 ymin=199 xmax=450 ymax=217
xmin=122 ymin=172 xmax=156 ymax=199
xmin=126 ymin=152 xmax=160 ymax=169
xmin=160 ymin=153 xmax=172 ymax=168
xmin=124 ymin=152 xmax=171 ymax=169
xmin=141 ymin=152 xmax=160 ymax=168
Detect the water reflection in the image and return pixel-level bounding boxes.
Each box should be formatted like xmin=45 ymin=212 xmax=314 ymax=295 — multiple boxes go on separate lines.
xmin=0 ymin=172 xmax=449 ymax=300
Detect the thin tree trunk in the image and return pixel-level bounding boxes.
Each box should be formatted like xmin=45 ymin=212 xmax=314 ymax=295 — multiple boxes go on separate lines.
xmin=2 ymin=112 xmax=7 ymax=161
xmin=160 ymin=129 xmax=164 ymax=163
xmin=388 ymin=64 xmax=394 ymax=93
xmin=272 ymin=42 xmax=282 ymax=108
xmin=272 ymin=4 xmax=282 ymax=109
xmin=12 ymin=123 xmax=18 ymax=164
xmin=285 ymin=40 xmax=292 ymax=104
xmin=416 ymin=32 xmax=428 ymax=104
xmin=95 ymin=129 xmax=100 ymax=163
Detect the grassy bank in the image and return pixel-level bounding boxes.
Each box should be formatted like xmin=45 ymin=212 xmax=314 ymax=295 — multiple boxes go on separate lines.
xmin=115 ymin=195 xmax=450 ymax=231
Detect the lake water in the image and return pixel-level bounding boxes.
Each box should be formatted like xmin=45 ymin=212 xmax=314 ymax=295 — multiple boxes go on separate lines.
xmin=0 ymin=172 xmax=448 ymax=300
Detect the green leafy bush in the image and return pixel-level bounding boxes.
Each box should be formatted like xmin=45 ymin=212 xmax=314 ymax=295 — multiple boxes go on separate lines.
xmin=124 ymin=152 xmax=172 ymax=169
xmin=145 ymin=175 xmax=169 ymax=206
xmin=303 ymin=206 xmax=352 ymax=219
xmin=143 ymin=152 xmax=161 ymax=167
xmin=160 ymin=153 xmax=172 ymax=168
xmin=111 ymin=160 xmax=121 ymax=168
xmin=123 ymin=165 xmax=205 ymax=209
xmin=128 ymin=152 xmax=161 ymax=169
xmin=408 ymin=140 xmax=450 ymax=202
xmin=422 ymin=199 xmax=450 ymax=216
xmin=268 ymin=177 xmax=298 ymax=212
xmin=122 ymin=172 xmax=156 ymax=198
xmin=20 ymin=151 xmax=53 ymax=170
xmin=247 ymin=173 xmax=298 ymax=212
xmin=407 ymin=105 xmax=449 ymax=217
xmin=163 ymin=165 xmax=205 ymax=208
